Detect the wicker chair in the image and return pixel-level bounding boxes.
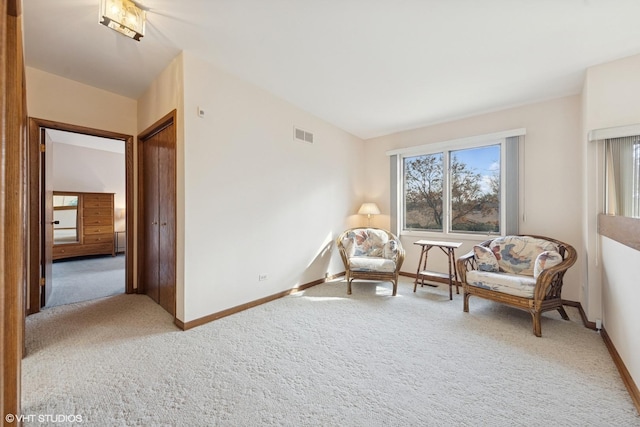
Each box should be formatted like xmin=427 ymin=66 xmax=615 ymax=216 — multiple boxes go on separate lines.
xmin=336 ymin=228 xmax=405 ymax=296
xmin=457 ymin=235 xmax=577 ymax=337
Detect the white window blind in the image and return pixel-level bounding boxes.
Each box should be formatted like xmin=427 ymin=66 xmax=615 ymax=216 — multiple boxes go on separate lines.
xmin=605 ymin=135 xmax=640 ymax=218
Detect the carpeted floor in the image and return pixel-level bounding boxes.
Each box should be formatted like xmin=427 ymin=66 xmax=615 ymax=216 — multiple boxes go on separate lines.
xmin=46 ymin=255 xmax=125 ymax=308
xmin=23 ymin=277 xmax=639 ymax=426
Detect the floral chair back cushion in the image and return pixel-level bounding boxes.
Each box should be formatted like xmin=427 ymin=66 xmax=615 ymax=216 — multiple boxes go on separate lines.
xmin=343 ymin=228 xmax=395 ymax=259
xmin=489 ymin=236 xmax=558 ymax=276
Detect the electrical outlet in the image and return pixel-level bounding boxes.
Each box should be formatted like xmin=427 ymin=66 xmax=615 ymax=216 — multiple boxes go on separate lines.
xmin=258 ymin=274 xmax=268 ymax=281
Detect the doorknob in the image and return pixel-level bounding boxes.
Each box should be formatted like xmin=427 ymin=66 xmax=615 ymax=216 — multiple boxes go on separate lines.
xmin=51 ymin=220 xmax=60 ymax=225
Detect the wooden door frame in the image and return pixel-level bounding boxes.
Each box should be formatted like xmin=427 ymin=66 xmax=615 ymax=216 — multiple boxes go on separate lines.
xmin=137 ymin=110 xmax=177 ymax=316
xmin=2 ymin=0 xmax=26 ymax=418
xmin=27 ymin=118 xmax=135 ymax=314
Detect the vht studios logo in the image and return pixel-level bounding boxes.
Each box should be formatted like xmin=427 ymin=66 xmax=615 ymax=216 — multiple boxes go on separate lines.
xmin=6 ymin=413 xmax=84 ymax=423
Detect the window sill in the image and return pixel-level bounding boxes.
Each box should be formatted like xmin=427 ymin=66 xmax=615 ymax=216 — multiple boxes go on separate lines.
xmin=598 ymin=214 xmax=640 ymax=252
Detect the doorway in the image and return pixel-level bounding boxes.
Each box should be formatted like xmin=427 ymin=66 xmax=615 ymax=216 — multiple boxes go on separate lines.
xmin=46 ymin=130 xmax=126 ymax=307
xmin=28 ymin=118 xmax=134 ymax=314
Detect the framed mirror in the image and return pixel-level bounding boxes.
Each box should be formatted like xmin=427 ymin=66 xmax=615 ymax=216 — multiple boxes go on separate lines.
xmin=53 ymin=192 xmax=79 ymax=244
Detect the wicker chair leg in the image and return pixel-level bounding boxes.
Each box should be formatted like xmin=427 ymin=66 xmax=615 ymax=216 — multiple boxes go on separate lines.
xmin=463 ymin=292 xmax=470 ymax=313
xmin=392 ymin=280 xmax=397 ymax=296
xmin=347 ymin=279 xmax=352 ymax=295
xmin=557 ymin=306 xmax=570 ymax=321
xmin=532 ymin=311 xmax=542 ymax=337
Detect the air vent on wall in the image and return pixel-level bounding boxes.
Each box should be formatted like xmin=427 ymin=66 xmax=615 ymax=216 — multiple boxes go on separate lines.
xmin=294 ymin=126 xmax=314 ymax=143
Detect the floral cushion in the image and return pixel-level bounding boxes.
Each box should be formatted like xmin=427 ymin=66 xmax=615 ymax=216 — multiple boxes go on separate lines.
xmin=349 ymin=256 xmax=397 ymax=273
xmin=533 ymin=251 xmax=564 ymax=278
xmin=343 ymin=228 xmax=392 ymax=259
xmin=466 ymin=270 xmax=537 ymax=298
xmin=489 ymin=236 xmax=558 ymax=276
xmin=473 ymin=245 xmax=499 ymax=272
xmin=383 ymin=239 xmax=399 ymax=259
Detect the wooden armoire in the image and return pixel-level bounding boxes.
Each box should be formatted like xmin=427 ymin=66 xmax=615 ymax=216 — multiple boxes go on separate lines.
xmin=52 ymin=192 xmax=115 ymax=260
xmin=138 ymin=111 xmax=177 ymax=316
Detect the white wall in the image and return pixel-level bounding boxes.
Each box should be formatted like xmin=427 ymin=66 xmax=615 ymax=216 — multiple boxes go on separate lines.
xmin=137 ymin=53 xmax=366 ymax=323
xmin=26 ymin=67 xmax=137 ymax=135
xmin=600 ymin=237 xmax=640 ymax=384
xmin=364 ymin=96 xmax=583 ymax=301
xmin=582 ymin=53 xmax=640 ymax=390
xmin=180 ymin=52 xmax=365 ymax=322
xmin=52 ymin=142 xmax=126 ymax=231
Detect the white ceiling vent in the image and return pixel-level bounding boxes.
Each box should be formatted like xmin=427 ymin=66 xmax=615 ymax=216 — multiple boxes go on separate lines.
xmin=294 ymin=126 xmax=314 ymax=143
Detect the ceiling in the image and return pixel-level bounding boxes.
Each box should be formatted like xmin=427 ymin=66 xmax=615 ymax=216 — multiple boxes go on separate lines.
xmin=22 ymin=1 xmax=640 ymax=139
xmin=46 ymin=129 xmax=125 ymax=154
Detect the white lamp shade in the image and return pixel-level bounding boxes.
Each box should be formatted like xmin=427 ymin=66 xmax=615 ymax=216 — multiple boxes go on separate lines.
xmin=358 ymin=203 xmax=381 ymax=216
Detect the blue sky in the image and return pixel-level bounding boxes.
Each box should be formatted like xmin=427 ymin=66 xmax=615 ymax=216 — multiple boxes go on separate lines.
xmin=451 ymin=144 xmax=500 ymax=193
xmin=451 ymin=144 xmax=500 ymax=174
xmin=404 ymin=144 xmax=501 ymax=194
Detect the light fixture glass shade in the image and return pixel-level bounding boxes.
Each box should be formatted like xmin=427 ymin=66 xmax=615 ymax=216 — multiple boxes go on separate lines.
xmin=99 ymin=0 xmax=146 ymax=41
xmin=358 ymin=203 xmax=381 ymax=216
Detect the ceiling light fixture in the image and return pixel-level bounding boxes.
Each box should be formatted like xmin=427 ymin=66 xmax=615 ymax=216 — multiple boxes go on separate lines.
xmin=99 ymin=0 xmax=146 ymax=41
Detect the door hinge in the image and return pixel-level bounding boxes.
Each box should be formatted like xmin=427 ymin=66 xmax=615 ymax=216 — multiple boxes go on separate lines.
xmin=40 ymin=143 xmax=46 ymax=153
xmin=40 ymin=277 xmax=46 ymax=286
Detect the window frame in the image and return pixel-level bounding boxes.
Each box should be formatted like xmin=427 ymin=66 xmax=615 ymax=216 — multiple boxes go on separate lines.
xmin=401 ymin=139 xmax=505 ymax=238
xmin=387 ymin=128 xmax=524 ymax=240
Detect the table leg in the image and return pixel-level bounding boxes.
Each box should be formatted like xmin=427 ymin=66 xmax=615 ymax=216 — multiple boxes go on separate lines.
xmin=421 ymin=246 xmax=437 ymax=288
xmin=447 ymin=248 xmax=454 ymax=300
xmin=451 ymin=248 xmax=460 ymax=295
xmin=413 ymin=246 xmax=425 ymax=292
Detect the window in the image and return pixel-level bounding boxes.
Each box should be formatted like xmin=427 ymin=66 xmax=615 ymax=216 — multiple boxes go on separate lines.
xmin=403 ymin=152 xmax=444 ymax=231
xmin=403 ymin=144 xmax=501 ymax=234
xmin=388 ymin=129 xmax=523 ymax=237
xmin=605 ymin=135 xmax=640 ymax=218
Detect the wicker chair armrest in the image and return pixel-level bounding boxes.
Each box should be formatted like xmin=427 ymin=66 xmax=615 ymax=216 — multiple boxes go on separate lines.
xmin=533 ymin=246 xmax=577 ymax=301
xmin=335 ymin=232 xmax=351 ymax=268
xmin=394 ymin=242 xmax=406 ymax=272
xmin=457 ymin=250 xmax=475 ymax=263
xmin=456 ymin=251 xmax=476 ymax=284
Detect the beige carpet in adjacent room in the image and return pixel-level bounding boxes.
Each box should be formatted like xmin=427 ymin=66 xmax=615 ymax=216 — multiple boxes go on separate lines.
xmin=22 ymin=277 xmax=639 ymax=426
xmin=47 ymin=255 xmax=125 ymax=308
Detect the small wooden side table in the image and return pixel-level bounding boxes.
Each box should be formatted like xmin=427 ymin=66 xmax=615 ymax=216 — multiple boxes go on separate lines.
xmin=413 ymin=240 xmax=462 ymax=300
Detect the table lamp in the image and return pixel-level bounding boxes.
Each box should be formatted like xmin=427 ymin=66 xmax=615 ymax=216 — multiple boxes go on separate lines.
xmin=358 ymin=202 xmax=380 ymax=226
